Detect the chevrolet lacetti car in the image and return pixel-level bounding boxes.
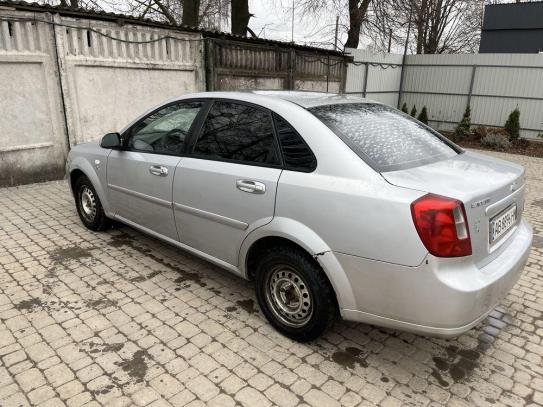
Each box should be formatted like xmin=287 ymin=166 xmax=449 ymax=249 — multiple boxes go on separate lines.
xmin=66 ymin=91 xmax=533 ymax=342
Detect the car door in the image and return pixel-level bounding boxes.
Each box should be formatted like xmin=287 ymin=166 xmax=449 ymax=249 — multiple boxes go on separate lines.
xmin=173 ymin=100 xmax=283 ymax=267
xmin=107 ymin=101 xmax=205 ymax=240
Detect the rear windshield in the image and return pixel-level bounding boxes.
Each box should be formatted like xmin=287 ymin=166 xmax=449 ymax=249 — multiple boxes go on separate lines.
xmin=309 ymin=103 xmax=460 ymax=172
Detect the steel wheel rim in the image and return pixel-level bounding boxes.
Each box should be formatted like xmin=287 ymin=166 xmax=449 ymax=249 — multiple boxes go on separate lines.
xmin=80 ymin=186 xmax=97 ymax=222
xmin=265 ymin=264 xmax=313 ymax=327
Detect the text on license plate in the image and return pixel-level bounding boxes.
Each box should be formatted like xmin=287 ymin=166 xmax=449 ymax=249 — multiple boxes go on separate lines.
xmin=489 ymin=204 xmax=517 ymax=244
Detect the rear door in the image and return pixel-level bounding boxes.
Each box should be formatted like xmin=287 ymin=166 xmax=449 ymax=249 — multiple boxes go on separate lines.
xmin=107 ymin=101 xmax=205 ymax=240
xmin=173 ymin=100 xmax=283 ymax=267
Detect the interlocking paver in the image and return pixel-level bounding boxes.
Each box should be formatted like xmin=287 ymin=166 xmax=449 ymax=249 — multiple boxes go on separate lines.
xmin=0 ymin=150 xmax=542 ymax=406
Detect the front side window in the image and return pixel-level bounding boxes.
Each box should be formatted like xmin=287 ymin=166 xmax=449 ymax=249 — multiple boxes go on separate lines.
xmin=128 ymin=101 xmax=203 ymax=155
xmin=193 ymin=101 xmax=280 ymax=166
xmin=309 ymin=103 xmax=460 ymax=172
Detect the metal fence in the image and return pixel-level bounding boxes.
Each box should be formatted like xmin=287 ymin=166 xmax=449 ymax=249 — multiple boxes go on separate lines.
xmin=346 ymin=49 xmax=543 ymax=139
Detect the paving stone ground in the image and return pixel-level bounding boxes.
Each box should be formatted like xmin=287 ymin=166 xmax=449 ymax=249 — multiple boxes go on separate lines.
xmin=0 ymin=150 xmax=542 ymax=407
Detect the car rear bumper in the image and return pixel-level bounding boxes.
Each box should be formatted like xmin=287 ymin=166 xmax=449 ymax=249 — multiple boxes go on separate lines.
xmin=336 ymin=219 xmax=532 ymax=337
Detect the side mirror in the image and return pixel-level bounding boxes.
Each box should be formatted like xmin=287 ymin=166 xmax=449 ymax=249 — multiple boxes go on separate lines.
xmin=100 ymin=132 xmax=122 ymax=149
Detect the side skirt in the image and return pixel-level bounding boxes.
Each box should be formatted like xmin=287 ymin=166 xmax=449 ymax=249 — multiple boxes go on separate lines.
xmin=113 ymin=215 xmax=244 ymax=278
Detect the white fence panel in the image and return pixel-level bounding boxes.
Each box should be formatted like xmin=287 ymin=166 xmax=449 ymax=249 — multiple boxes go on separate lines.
xmin=345 ymin=49 xmax=402 ymax=107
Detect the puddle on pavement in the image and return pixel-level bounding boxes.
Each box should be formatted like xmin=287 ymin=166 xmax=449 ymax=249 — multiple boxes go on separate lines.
xmin=225 ymin=305 xmax=238 ymax=312
xmin=83 ymin=341 xmax=124 ymax=355
xmin=49 ymin=246 xmax=93 ymax=264
xmin=85 ymin=298 xmax=118 ymax=310
xmin=14 ymin=297 xmax=43 ymax=312
xmin=236 ymin=299 xmax=258 ymax=314
xmin=532 ymin=234 xmax=543 ymax=248
xmin=331 ymin=346 xmax=369 ymax=369
xmin=431 ymin=344 xmax=482 ymax=387
xmin=115 ymin=349 xmax=149 ymax=383
xmin=110 ymin=232 xmax=209 ymax=288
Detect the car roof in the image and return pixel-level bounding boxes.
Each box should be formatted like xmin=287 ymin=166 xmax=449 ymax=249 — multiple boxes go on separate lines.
xmin=172 ymin=91 xmax=377 ymax=109
xmin=250 ymin=91 xmax=376 ymax=108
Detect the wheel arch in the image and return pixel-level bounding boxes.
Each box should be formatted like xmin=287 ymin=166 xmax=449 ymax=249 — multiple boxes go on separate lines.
xmin=68 ymin=157 xmax=111 ymax=215
xmin=239 ymin=217 xmax=357 ymax=310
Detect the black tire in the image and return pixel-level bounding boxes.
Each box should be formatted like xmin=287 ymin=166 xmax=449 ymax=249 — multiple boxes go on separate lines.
xmin=255 ymin=245 xmax=338 ymax=342
xmin=74 ymin=175 xmax=110 ymax=231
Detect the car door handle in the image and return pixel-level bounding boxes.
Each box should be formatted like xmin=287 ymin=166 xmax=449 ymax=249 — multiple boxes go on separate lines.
xmin=149 ymin=165 xmax=168 ymax=176
xmin=236 ymin=180 xmax=266 ymax=194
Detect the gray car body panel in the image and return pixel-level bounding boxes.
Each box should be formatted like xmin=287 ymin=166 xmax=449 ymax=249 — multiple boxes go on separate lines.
xmin=66 ymin=91 xmax=533 ymax=337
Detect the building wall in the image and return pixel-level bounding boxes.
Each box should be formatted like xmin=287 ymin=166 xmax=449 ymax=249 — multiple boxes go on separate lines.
xmin=479 ymin=30 xmax=543 ymax=54
xmin=480 ymin=2 xmax=543 ymax=53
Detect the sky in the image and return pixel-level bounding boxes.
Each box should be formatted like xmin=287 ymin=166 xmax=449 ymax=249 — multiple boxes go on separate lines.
xmin=248 ymin=0 xmax=348 ymax=49
xmin=247 ymin=1 xmax=391 ymax=52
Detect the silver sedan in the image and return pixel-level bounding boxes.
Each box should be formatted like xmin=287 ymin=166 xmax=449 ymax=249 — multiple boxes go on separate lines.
xmin=66 ymin=91 xmax=533 ymax=342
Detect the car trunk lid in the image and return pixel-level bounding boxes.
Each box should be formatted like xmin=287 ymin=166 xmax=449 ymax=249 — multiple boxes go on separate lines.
xmin=382 ymin=151 xmax=526 ymax=267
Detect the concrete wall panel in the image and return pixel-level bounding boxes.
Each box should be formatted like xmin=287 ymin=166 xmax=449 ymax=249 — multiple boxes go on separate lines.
xmin=71 ymin=66 xmax=198 ymax=142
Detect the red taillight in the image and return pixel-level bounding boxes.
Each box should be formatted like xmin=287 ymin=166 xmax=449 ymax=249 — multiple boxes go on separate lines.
xmin=411 ymin=194 xmax=472 ymax=257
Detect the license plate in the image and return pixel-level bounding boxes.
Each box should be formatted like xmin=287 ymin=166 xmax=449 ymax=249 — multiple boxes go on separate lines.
xmin=489 ymin=204 xmax=517 ymax=244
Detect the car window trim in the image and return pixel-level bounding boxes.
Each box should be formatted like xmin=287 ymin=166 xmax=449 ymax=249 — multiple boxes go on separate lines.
xmin=121 ymin=98 xmax=211 ymax=157
xmin=272 ymin=112 xmax=317 ymax=173
xmin=186 ymin=98 xmax=284 ymax=169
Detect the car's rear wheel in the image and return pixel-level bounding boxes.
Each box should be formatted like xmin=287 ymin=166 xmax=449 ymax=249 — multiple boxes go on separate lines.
xmin=255 ymin=245 xmax=337 ymax=342
xmin=74 ymin=175 xmax=110 ymax=231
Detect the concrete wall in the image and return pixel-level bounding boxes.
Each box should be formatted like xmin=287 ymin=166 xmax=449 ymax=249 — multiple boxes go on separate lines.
xmin=206 ymin=39 xmax=346 ymax=93
xmin=56 ymin=16 xmax=205 ymax=145
xmin=0 ymin=9 xmax=204 ymax=186
xmin=0 ymin=12 xmax=68 ymax=186
xmin=346 ymin=48 xmax=543 ymax=139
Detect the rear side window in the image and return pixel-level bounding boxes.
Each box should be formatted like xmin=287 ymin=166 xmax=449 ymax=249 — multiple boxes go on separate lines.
xmin=309 ymin=103 xmax=459 ymax=172
xmin=273 ymin=114 xmax=316 ymax=172
xmin=193 ymin=101 xmax=280 ymax=166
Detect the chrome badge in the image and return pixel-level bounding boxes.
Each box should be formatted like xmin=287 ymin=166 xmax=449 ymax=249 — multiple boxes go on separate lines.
xmin=471 ymin=198 xmax=491 ymax=208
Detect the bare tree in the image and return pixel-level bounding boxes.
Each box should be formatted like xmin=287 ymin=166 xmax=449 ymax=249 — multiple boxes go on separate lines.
xmin=368 ymin=0 xmax=484 ymax=54
xmin=182 ymin=0 xmax=200 ymax=26
xmin=296 ymin=0 xmax=373 ymax=49
xmin=345 ymin=0 xmax=372 ymax=48
xmin=59 ymin=0 xmax=79 ymax=8
xmin=119 ymin=0 xmax=229 ymax=30
xmin=231 ymin=0 xmax=251 ymax=36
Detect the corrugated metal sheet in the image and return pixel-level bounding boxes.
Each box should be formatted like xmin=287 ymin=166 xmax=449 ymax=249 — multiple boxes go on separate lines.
xmin=344 ymin=49 xmax=402 ymax=104
xmin=346 ymin=49 xmax=543 ymax=138
xmin=403 ymin=53 xmax=543 ymax=138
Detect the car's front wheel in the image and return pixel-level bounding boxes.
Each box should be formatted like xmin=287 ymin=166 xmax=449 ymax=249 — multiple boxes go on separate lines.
xmin=74 ymin=175 xmax=110 ymax=231
xmin=255 ymin=245 xmax=337 ymax=342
